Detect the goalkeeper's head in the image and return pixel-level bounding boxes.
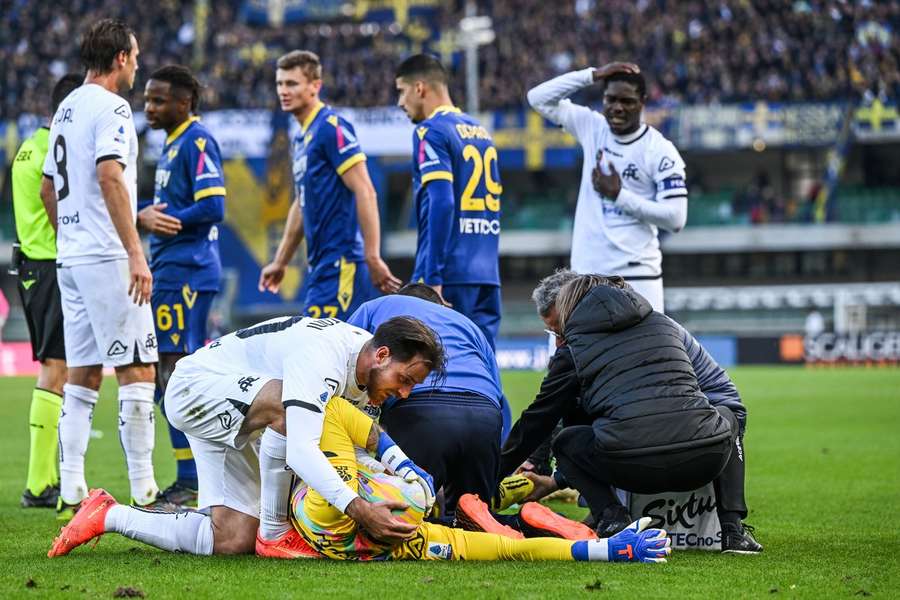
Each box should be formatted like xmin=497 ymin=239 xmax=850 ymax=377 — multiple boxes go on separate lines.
xmin=395 ymin=54 xmax=450 ymax=123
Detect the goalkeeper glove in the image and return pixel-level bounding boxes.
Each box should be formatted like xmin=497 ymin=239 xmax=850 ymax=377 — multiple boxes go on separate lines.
xmin=376 ymin=431 xmax=436 ymax=512
xmin=606 ymin=517 xmax=671 ymax=563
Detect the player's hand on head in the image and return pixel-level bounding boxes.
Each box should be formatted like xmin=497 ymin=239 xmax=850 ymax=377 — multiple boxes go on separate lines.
xmin=592 ymin=151 xmax=622 ymax=199
xmin=367 ymin=257 xmax=402 ymax=293
xmin=127 ymin=253 xmax=153 ymax=305
xmin=592 ymin=62 xmax=641 ymax=82
xmin=137 ymin=203 xmax=182 ymax=236
xmin=428 ymin=284 xmax=452 ymax=307
xmin=258 ymin=262 xmax=286 ymax=293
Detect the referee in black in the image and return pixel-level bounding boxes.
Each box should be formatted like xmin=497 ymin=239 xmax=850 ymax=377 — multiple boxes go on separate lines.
xmin=500 ymin=272 xmax=762 ymax=554
xmin=11 ymin=74 xmax=81 ymax=508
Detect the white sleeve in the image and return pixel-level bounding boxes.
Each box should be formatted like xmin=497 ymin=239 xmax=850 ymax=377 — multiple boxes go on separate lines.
xmin=526 ymin=68 xmax=599 ymax=143
xmin=282 ymin=348 xmax=358 ymax=512
xmin=615 ymin=189 xmax=687 ymax=232
xmin=285 ymin=403 xmax=358 ymax=512
xmin=94 ymin=102 xmax=131 ymax=165
xmin=615 ymin=140 xmax=688 ymax=232
xmin=42 ymin=132 xmax=57 ymax=178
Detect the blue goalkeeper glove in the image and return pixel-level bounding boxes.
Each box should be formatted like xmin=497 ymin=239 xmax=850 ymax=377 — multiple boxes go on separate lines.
xmin=606 ymin=517 xmax=671 ymax=563
xmin=376 ymin=431 xmax=436 ymax=512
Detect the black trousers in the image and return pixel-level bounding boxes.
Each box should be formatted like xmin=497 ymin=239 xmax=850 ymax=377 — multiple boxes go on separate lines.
xmin=552 ymin=406 xmax=748 ymax=519
xmin=379 ymin=392 xmax=502 ymax=513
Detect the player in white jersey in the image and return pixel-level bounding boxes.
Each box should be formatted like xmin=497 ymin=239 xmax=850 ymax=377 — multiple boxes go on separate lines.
xmin=40 ymin=20 xmax=160 ymax=518
xmin=527 ymin=63 xmax=688 ymax=312
xmin=49 ymin=315 xmax=447 ymax=559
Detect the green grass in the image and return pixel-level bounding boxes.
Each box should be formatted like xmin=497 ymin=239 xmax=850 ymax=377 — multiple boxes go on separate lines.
xmin=1 ymin=367 xmax=898 ymax=598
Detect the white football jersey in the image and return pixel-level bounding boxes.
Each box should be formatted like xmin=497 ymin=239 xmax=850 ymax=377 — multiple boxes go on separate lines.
xmin=43 ymin=83 xmax=138 ymax=267
xmin=179 ymin=315 xmax=374 ymax=513
xmin=182 ymin=315 xmax=371 ymax=410
xmin=528 ymin=69 xmax=688 ymax=278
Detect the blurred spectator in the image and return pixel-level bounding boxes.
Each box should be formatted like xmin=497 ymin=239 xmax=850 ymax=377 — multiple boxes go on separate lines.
xmin=1 ymin=0 xmax=898 ymax=120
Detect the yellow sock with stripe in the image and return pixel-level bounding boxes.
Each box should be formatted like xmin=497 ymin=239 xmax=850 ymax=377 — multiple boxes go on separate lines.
xmin=406 ymin=522 xmax=576 ymax=561
xmin=26 ymin=388 xmax=62 ymax=494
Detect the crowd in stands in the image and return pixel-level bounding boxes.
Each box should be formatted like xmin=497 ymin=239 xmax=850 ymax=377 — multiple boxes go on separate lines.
xmin=2 ymin=0 xmax=898 ymax=120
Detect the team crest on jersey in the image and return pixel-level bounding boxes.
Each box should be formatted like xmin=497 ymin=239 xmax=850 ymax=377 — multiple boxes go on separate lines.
xmin=621 ymin=163 xmax=640 ymax=181
xmin=167 ymin=148 xmax=178 ymax=161
xmin=418 ymin=140 xmax=440 ymax=168
xmin=658 ymin=156 xmax=675 ymax=172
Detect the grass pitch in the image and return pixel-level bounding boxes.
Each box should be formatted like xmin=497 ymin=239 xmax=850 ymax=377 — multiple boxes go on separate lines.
xmin=0 ymin=367 xmax=898 ymax=598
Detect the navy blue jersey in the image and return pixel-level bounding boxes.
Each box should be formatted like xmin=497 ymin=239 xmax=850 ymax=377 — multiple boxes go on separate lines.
xmin=411 ymin=105 xmax=501 ymax=286
xmin=149 ymin=117 xmax=225 ymax=291
xmin=348 ymin=295 xmax=503 ymax=406
xmin=292 ymin=102 xmax=366 ymax=268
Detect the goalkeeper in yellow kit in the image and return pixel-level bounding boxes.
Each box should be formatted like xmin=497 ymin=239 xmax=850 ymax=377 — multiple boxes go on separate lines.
xmin=287 ymin=397 xmax=672 ymax=563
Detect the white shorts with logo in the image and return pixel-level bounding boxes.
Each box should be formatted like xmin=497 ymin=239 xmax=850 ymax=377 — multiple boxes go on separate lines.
xmin=57 ymin=258 xmax=158 ymax=368
xmin=165 ymin=361 xmax=275 ymax=517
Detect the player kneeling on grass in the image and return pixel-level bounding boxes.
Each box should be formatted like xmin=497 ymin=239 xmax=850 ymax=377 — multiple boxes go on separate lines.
xmin=286 ymin=397 xmax=670 ymax=563
xmin=48 ymin=315 xmax=445 ymax=558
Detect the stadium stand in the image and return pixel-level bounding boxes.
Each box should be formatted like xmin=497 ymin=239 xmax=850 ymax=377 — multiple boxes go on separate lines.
xmin=1 ymin=0 xmax=897 ymax=120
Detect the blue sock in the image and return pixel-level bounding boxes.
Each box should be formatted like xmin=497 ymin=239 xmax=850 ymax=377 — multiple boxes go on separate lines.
xmin=169 ymin=424 xmax=198 ymax=487
xmin=155 ymin=383 xmax=197 ymax=488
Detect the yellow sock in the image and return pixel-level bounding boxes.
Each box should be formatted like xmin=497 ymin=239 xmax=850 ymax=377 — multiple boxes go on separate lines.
xmin=26 ymin=388 xmax=62 ymax=494
xmin=392 ymin=522 xmax=575 ymax=561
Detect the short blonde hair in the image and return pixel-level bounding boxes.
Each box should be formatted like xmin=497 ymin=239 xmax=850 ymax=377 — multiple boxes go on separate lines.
xmin=555 ymin=274 xmax=627 ymax=333
xmin=276 ymin=50 xmax=322 ymax=82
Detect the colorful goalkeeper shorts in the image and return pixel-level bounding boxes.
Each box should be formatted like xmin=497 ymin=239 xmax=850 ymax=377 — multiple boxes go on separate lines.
xmin=290 ymin=466 xmax=427 ymax=561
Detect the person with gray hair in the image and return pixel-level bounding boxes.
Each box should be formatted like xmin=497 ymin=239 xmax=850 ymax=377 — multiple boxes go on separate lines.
xmin=498 ymin=272 xmax=761 ymax=554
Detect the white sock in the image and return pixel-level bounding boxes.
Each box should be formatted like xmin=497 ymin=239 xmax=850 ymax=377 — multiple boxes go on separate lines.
xmin=104 ymin=504 xmax=214 ymax=555
xmin=118 ymin=382 xmax=159 ymax=504
xmin=572 ymin=538 xmax=610 ymax=562
xmin=58 ymin=384 xmax=99 ymax=504
xmin=259 ymin=428 xmax=292 ymax=540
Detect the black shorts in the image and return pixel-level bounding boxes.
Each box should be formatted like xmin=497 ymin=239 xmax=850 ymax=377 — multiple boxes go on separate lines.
xmin=17 ymin=258 xmax=65 ymax=362
xmin=379 ymin=391 xmax=502 ymax=513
